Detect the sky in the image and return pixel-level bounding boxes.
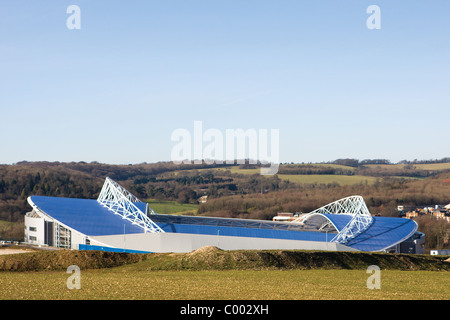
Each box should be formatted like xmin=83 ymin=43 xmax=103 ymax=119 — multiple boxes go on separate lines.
xmin=1 ymin=1 xmax=449 ymax=165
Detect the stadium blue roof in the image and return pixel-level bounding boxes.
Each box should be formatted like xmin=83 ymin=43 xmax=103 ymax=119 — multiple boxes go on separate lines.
xmin=150 ymin=214 xmax=330 ymax=242
xmin=29 ymin=196 xmax=145 ymax=236
xmin=310 ymin=213 xmax=353 ymax=231
xmin=345 ymin=216 xmax=417 ymax=251
xmin=309 ymin=213 xmax=417 ymax=251
xmin=29 ymin=195 xmax=418 ymax=252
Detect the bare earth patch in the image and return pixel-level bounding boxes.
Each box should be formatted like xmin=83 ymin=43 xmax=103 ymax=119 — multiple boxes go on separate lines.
xmin=187 ymin=245 xmax=220 ymax=256
xmin=0 ymin=248 xmax=33 ymax=255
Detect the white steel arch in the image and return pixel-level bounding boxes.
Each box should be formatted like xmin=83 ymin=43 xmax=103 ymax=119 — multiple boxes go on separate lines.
xmin=97 ymin=177 xmax=164 ymax=233
xmin=293 ymin=195 xmax=373 ymax=245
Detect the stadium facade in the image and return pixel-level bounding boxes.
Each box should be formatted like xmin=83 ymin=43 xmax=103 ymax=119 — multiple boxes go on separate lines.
xmin=24 ymin=178 xmax=425 ymax=254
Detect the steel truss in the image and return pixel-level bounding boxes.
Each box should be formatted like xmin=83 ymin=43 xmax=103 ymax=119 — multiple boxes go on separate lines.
xmin=55 ymin=222 xmax=71 ymax=249
xmin=97 ymin=177 xmax=164 ymax=233
xmin=294 ymin=195 xmax=373 ymax=245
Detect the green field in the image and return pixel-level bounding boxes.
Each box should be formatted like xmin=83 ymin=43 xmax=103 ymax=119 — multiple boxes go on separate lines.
xmin=197 ymin=164 xmax=357 ymax=176
xmin=146 ymin=200 xmax=198 ymax=215
xmin=189 ymin=166 xmax=377 ymax=186
xmin=278 ymin=174 xmax=379 ymax=186
xmin=285 ymin=163 xmax=357 ymax=172
xmin=1 ymin=248 xmax=449 ymax=300
xmin=365 ymin=163 xmax=450 ymax=171
xmin=172 ymin=162 xmax=448 ymax=186
xmin=1 ymin=268 xmax=448 ymax=300
xmin=195 ymin=165 xmax=261 ymax=175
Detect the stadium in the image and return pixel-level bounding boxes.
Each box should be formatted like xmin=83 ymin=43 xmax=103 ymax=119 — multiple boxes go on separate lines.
xmin=24 ymin=177 xmax=425 ymax=254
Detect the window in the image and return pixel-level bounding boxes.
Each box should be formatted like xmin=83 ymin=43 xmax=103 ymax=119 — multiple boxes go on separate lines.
xmin=29 ymin=227 xmax=37 ymax=232
xmin=29 ymin=236 xmax=37 ymax=241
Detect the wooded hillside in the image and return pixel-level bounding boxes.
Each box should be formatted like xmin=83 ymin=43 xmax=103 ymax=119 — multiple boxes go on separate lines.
xmin=1 ymin=159 xmax=449 ymax=249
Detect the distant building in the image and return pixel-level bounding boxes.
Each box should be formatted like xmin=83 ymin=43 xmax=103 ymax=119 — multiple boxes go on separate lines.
xmin=273 ymin=212 xmax=295 ymax=222
xmin=198 ymin=195 xmax=208 ymax=204
xmin=405 ymin=211 xmax=421 ymax=219
xmin=397 ymin=205 xmax=415 ymax=213
xmin=403 ymin=204 xmax=450 ymax=223
xmin=430 ymin=249 xmax=450 ymax=255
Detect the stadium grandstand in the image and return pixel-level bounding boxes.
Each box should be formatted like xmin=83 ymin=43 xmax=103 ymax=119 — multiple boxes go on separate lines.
xmin=24 ymin=177 xmax=425 ymax=254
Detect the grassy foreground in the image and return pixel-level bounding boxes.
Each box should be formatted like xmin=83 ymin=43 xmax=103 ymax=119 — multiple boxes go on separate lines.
xmin=1 ymin=269 xmax=449 ymax=300
xmin=1 ymin=247 xmax=449 ymax=300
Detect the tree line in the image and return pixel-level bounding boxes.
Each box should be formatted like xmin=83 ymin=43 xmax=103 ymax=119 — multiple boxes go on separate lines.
xmin=1 ymin=160 xmax=449 ymax=249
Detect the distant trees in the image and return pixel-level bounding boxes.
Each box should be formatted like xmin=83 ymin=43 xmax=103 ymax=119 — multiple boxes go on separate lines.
xmin=278 ymin=165 xmax=354 ymax=175
xmin=398 ymin=158 xmax=450 ymax=165
xmin=415 ymin=216 xmax=450 ymax=249
xmin=331 ymin=158 xmax=391 ymax=167
xmin=331 ymin=159 xmax=360 ymax=167
xmin=1 ymin=160 xmax=450 ymax=248
xmin=360 ymin=159 xmax=391 ymax=165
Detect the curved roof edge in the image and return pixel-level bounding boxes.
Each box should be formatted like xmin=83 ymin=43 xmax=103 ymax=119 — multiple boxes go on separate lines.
xmin=375 ymin=218 xmax=418 ymax=252
xmin=300 ymin=210 xmax=419 ymax=252
xmin=27 ymin=195 xmax=145 ymax=237
xmin=346 ymin=216 xmax=419 ymax=252
xmin=302 ymin=212 xmax=353 ymax=233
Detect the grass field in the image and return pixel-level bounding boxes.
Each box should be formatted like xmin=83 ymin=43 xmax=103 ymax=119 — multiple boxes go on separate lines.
xmin=195 ymin=165 xmax=261 ymax=175
xmin=365 ymin=163 xmax=450 ymax=171
xmin=197 ymin=164 xmax=357 ymax=176
xmin=191 ymin=166 xmax=379 ymax=186
xmin=172 ymin=162 xmax=450 ymax=176
xmin=285 ymin=163 xmax=357 ymax=171
xmin=1 ymin=248 xmax=449 ymax=300
xmin=146 ymin=200 xmax=198 ymax=215
xmin=277 ymin=174 xmax=379 ymax=186
xmin=172 ymin=163 xmax=447 ymax=186
xmin=1 ymin=268 xmax=449 ymax=300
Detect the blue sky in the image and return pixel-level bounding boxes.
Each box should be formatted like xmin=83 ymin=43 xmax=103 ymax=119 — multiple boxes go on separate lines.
xmin=1 ymin=1 xmax=449 ymax=164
